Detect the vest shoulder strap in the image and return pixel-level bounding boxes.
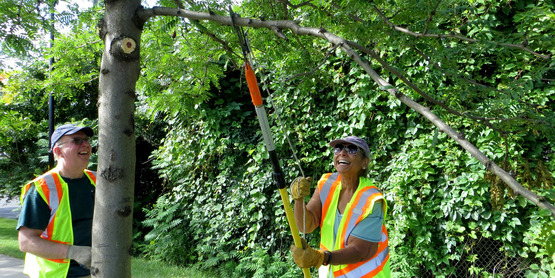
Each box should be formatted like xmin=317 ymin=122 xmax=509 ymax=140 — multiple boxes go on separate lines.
xmin=84 ymin=169 xmax=97 ymax=185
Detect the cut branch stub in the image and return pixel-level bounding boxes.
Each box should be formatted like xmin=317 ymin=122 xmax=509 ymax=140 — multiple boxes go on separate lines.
xmin=121 ymin=38 xmax=136 ymax=53
xmin=109 ymin=36 xmax=139 ymax=61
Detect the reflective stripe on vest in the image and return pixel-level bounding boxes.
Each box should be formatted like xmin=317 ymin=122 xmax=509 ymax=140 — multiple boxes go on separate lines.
xmin=39 ymin=174 xmax=63 ymax=242
xmin=21 ymin=169 xmax=96 ymax=278
xmin=319 ymin=173 xmax=341 ymax=230
xmin=337 ymin=186 xmax=383 ymax=250
xmin=333 ymin=226 xmax=390 ymax=278
xmin=317 ymin=173 xmax=390 ymax=278
xmin=318 ymin=172 xmax=340 ymax=251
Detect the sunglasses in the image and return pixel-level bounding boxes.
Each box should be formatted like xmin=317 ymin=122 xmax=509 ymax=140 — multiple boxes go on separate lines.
xmin=333 ymin=144 xmax=360 ymax=156
xmin=60 ymin=137 xmax=90 ymax=146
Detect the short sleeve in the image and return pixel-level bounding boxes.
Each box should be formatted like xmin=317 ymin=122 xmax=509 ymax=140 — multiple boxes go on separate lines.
xmin=350 ymin=200 xmax=384 ymax=242
xmin=17 ymin=186 xmax=51 ymax=231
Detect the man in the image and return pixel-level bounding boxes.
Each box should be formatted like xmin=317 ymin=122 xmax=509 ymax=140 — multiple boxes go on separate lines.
xmin=17 ymin=123 xmax=96 ymax=278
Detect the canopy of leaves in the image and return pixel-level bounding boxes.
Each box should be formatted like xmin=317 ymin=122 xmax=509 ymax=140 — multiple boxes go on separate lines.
xmin=1 ymin=0 xmax=554 ymax=277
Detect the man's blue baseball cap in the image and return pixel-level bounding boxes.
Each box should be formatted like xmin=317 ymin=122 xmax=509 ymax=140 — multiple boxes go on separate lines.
xmin=50 ymin=124 xmax=94 ymax=151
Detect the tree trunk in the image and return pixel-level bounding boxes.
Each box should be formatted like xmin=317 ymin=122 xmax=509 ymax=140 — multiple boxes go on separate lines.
xmin=92 ymin=0 xmax=142 ymax=277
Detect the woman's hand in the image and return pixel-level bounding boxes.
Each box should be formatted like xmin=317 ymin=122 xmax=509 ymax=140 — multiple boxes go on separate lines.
xmin=290 ymin=177 xmax=313 ymax=200
xmin=290 ymin=238 xmax=324 ymax=269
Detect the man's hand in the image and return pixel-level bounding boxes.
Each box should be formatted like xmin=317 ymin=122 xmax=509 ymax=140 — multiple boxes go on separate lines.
xmin=290 ymin=177 xmax=313 ymax=200
xmin=290 ymin=238 xmax=324 ymax=269
xmin=66 ymin=245 xmax=92 ymax=268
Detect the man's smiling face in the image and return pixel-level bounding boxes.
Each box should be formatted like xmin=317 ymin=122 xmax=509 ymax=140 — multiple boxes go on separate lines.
xmin=55 ymin=131 xmax=92 ymax=170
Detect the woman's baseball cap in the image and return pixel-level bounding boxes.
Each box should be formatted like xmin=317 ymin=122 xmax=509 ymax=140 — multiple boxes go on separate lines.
xmin=329 ymin=135 xmax=370 ymax=158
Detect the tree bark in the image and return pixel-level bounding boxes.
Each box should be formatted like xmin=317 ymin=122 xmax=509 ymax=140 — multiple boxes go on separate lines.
xmin=92 ymin=0 xmax=142 ymax=277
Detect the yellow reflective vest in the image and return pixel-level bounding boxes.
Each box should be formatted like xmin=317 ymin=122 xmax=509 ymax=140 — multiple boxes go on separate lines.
xmin=317 ymin=173 xmax=390 ymax=278
xmin=20 ymin=169 xmax=96 ymax=278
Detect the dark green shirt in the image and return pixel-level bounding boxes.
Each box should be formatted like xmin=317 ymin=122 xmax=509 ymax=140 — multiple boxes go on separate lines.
xmin=17 ymin=174 xmax=95 ymax=277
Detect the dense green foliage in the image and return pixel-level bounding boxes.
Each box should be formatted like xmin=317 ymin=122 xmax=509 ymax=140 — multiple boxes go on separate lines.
xmin=0 ymin=64 xmax=99 ymax=196
xmin=1 ymin=0 xmax=554 ymax=277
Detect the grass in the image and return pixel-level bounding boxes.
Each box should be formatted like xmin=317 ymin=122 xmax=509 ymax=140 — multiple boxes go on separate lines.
xmin=131 ymin=257 xmax=214 ymax=278
xmin=0 ymin=218 xmax=25 ymax=259
xmin=0 ymin=217 xmax=213 ymax=277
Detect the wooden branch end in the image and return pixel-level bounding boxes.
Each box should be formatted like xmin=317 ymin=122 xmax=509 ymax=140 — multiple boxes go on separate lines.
xmin=110 ymin=36 xmax=140 ymax=61
xmin=120 ymin=38 xmax=136 ymax=54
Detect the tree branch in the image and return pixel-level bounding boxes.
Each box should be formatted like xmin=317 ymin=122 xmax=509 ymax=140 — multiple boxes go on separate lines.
xmin=423 ymin=0 xmax=443 ymax=34
xmin=336 ymin=39 xmax=555 ymax=218
xmin=136 ymin=7 xmax=555 ymax=218
xmin=412 ymin=47 xmax=553 ymax=129
xmin=170 ymin=1 xmax=241 ymax=68
xmin=280 ymin=0 xmax=318 ymax=10
xmin=346 ymin=41 xmax=508 ymax=130
xmin=371 ymin=5 xmax=551 ymax=60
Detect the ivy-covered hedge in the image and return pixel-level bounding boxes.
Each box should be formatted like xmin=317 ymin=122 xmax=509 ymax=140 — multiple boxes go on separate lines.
xmin=2 ymin=0 xmax=553 ymax=277
xmin=137 ymin=57 xmax=554 ymax=277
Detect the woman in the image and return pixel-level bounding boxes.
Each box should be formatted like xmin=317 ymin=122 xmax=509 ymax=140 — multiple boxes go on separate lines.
xmin=290 ymin=136 xmax=390 ymax=278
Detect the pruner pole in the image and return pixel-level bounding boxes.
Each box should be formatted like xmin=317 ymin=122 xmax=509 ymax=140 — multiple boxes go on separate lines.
xmin=230 ymin=7 xmax=310 ymax=277
xmin=245 ymin=61 xmax=311 ymax=278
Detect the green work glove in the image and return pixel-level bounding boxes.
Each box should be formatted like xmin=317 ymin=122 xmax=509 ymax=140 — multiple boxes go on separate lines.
xmin=290 ymin=177 xmax=313 ymax=200
xmin=290 ymin=238 xmax=324 ymax=269
xmin=66 ymin=245 xmax=92 ymax=269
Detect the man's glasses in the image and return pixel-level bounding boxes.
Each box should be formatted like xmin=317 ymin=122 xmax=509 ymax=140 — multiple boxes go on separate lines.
xmin=333 ymin=144 xmax=360 ymax=156
xmin=60 ymin=137 xmax=90 ymax=146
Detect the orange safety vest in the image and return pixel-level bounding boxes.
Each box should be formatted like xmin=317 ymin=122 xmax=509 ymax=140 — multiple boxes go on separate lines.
xmin=20 ymin=169 xmax=96 ymax=278
xmin=318 ymin=173 xmax=390 ymax=278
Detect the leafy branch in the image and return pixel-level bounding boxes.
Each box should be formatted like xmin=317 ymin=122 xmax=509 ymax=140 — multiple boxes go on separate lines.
xmin=136 ymin=6 xmax=555 ymax=218
xmin=321 ymin=2 xmax=554 ymax=134
xmin=173 ymin=0 xmax=241 ymax=68
xmin=423 ymin=0 xmax=443 ymax=34
xmin=370 ymin=4 xmax=551 ymax=60
xmin=412 ymin=47 xmax=553 ymax=127
xmin=347 ymin=41 xmax=513 ymax=137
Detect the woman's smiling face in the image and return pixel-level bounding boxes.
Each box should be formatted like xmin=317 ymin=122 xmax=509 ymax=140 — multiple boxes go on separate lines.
xmin=333 ymin=144 xmax=369 ymax=177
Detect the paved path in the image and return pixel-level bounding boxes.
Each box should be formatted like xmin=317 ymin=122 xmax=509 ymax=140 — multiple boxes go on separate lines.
xmin=0 ymin=197 xmax=20 ymax=220
xmin=0 ymin=255 xmax=26 ymax=278
xmin=1 ymin=197 xmax=26 ymax=277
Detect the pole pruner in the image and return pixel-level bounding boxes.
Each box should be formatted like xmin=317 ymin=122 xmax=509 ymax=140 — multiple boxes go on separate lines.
xmin=229 ymin=8 xmax=311 ymax=278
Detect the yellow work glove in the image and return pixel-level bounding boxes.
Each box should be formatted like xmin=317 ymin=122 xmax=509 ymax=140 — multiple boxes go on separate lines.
xmin=290 ymin=177 xmax=313 ymax=200
xmin=290 ymin=238 xmax=324 ymax=269
xmin=67 ymin=245 xmax=92 ymax=269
